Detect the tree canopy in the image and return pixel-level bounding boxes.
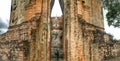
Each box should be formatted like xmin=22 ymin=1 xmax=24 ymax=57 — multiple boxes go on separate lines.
xmin=103 ymin=0 xmax=120 ymax=27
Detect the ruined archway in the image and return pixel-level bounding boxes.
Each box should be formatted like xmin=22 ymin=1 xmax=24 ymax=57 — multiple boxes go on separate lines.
xmin=0 ymin=0 xmax=111 ymax=61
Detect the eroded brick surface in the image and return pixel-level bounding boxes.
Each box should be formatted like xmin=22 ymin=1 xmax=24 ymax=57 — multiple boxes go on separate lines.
xmin=0 ymin=0 xmax=120 ymax=61
xmin=0 ymin=17 xmax=38 ymax=61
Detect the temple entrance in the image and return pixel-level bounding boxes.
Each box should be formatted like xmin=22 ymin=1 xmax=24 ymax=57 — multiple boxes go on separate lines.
xmin=50 ymin=0 xmax=64 ymax=61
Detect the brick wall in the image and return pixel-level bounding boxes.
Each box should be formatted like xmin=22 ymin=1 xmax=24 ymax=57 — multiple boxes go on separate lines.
xmin=77 ymin=0 xmax=104 ymax=28
xmin=25 ymin=0 xmax=42 ymax=20
xmin=0 ymin=16 xmax=38 ymax=61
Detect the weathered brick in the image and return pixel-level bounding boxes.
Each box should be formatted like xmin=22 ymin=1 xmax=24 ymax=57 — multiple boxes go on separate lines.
xmin=0 ymin=0 xmax=119 ymax=61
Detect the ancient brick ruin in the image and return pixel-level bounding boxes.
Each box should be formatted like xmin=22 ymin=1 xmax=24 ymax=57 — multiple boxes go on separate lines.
xmin=0 ymin=0 xmax=120 ymax=61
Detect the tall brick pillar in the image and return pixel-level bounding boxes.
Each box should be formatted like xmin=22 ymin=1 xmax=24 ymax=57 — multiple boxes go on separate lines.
xmin=27 ymin=0 xmax=51 ymax=61
xmin=63 ymin=0 xmax=84 ymax=61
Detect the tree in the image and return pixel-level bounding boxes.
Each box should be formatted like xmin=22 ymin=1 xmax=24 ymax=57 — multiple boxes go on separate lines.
xmin=103 ymin=0 xmax=120 ymax=27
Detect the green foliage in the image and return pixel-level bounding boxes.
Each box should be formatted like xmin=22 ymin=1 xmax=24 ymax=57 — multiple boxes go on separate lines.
xmin=103 ymin=0 xmax=120 ymax=27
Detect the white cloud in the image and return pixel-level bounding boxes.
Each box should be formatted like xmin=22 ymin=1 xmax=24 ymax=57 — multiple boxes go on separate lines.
xmin=0 ymin=0 xmax=11 ymax=34
xmin=0 ymin=0 xmax=11 ymax=23
xmin=0 ymin=28 xmax=8 ymax=34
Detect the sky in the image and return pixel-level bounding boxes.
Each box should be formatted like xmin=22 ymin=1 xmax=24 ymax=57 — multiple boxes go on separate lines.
xmin=51 ymin=0 xmax=62 ymax=17
xmin=0 ymin=0 xmax=120 ymax=39
xmin=0 ymin=0 xmax=11 ymax=34
xmin=103 ymin=10 xmax=120 ymax=39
